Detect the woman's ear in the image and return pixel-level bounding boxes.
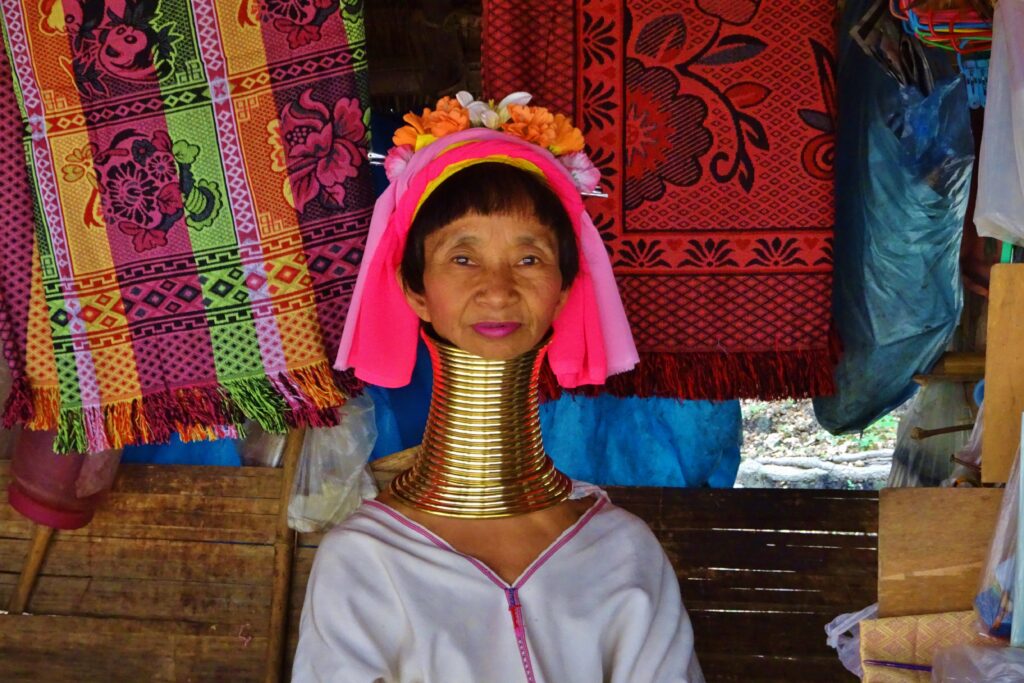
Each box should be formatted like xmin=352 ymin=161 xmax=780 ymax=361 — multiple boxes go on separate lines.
xmin=398 ymin=268 xmax=431 ymax=322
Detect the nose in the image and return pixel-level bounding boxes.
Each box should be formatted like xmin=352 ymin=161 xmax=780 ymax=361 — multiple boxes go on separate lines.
xmin=474 ymin=264 xmax=519 ymax=308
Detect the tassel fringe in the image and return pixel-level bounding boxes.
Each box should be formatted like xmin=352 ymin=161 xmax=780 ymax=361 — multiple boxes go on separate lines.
xmin=2 ymin=361 xmax=346 ymax=453
xmin=540 ymin=344 xmax=840 ymax=403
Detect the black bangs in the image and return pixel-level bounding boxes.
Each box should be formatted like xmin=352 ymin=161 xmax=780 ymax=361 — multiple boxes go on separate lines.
xmin=400 ymin=162 xmax=579 ymax=294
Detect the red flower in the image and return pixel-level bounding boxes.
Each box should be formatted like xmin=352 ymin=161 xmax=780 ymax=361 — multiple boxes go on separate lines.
xmin=119 ymin=221 xmax=168 ymax=253
xmin=274 ymin=18 xmax=321 ymax=49
xmin=280 ymin=90 xmax=365 ymax=212
xmin=156 ymin=183 xmax=183 ymax=214
xmin=624 ymin=58 xmax=712 ymax=210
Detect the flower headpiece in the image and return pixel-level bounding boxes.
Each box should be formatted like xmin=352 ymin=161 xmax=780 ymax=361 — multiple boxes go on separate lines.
xmin=384 ymin=92 xmax=601 ymax=195
xmin=337 ymin=127 xmax=638 ymax=389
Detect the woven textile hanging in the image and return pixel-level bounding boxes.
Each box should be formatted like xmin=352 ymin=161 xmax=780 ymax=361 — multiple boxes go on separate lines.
xmin=0 ymin=0 xmax=372 ymax=452
xmin=484 ymin=0 xmax=839 ymax=400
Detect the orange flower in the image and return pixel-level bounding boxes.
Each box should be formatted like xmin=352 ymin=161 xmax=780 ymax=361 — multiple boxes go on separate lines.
xmin=392 ymin=97 xmax=470 ymax=147
xmin=393 ymin=111 xmax=428 ymax=147
xmin=421 ymin=96 xmax=470 ymax=137
xmin=502 ymin=105 xmax=556 ymax=148
xmin=549 ymin=113 xmax=585 ymax=155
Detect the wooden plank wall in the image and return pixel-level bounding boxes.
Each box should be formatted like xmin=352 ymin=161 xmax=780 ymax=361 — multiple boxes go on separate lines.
xmin=608 ymin=489 xmax=875 ymax=682
xmin=0 ymin=463 xmax=277 ymax=681
xmin=2 ymin=464 xmax=877 ymax=682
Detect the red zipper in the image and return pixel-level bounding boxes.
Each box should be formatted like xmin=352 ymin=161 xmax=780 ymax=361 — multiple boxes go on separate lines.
xmin=505 ymin=587 xmax=537 ymax=682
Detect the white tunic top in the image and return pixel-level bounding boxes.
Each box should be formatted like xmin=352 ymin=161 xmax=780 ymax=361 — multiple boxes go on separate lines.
xmin=293 ymin=483 xmax=703 ymax=683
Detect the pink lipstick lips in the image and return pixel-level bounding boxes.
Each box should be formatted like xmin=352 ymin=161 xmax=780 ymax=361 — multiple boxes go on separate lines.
xmin=472 ymin=322 xmax=522 ymax=338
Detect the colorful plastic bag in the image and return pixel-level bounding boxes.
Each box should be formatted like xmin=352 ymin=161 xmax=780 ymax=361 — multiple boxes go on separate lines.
xmin=975 ymin=447 xmax=1021 ymax=639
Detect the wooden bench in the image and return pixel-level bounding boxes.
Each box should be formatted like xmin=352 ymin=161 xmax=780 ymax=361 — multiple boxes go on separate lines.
xmin=0 ymin=462 xmax=876 ymax=681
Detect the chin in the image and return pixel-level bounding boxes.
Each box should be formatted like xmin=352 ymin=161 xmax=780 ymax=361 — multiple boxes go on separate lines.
xmin=463 ymin=341 xmax=527 ymax=361
xmin=462 ymin=333 xmax=542 ymax=361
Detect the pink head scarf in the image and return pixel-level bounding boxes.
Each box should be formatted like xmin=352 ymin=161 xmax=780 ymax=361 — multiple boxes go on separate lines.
xmin=335 ymin=128 xmax=638 ymax=388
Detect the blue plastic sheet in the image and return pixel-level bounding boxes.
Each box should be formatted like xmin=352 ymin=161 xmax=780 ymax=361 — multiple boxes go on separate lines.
xmin=121 ymin=433 xmax=241 ymax=466
xmin=540 ymin=394 xmax=741 ymax=488
xmin=365 ymin=341 xmax=741 ymax=487
xmin=813 ymin=0 xmax=974 ymax=434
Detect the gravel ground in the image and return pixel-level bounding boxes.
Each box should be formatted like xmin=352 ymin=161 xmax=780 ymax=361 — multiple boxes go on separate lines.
xmin=738 ymin=399 xmax=906 ymax=489
xmin=741 ymin=399 xmax=904 ymax=460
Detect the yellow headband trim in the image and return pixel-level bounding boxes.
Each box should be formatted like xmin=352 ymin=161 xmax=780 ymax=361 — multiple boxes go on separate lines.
xmin=414 ymin=155 xmax=547 ymax=220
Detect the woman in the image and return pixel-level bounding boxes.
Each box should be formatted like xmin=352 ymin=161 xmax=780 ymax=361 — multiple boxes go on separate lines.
xmin=293 ymin=96 xmax=703 ymax=682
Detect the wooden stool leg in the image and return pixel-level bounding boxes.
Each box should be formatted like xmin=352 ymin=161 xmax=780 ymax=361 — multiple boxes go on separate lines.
xmin=264 ymin=427 xmax=305 ymax=683
xmin=7 ymin=523 xmax=55 ymax=613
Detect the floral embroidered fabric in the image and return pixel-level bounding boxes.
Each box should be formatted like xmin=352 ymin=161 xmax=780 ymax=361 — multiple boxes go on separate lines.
xmin=0 ymin=0 xmax=372 ymax=451
xmin=484 ymin=0 xmax=839 ymax=400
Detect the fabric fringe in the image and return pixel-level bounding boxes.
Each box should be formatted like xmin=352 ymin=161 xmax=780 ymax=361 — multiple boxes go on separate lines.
xmin=1 ymin=376 xmax=35 ymax=428
xmin=540 ymin=344 xmax=841 ymax=403
xmin=334 ymin=368 xmax=365 ymax=397
xmin=2 ymin=361 xmax=347 ymax=453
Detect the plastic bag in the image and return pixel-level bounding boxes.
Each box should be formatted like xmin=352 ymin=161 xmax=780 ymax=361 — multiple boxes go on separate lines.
xmin=237 ymin=423 xmax=286 ymax=468
xmin=825 ymin=602 xmax=878 ymax=678
xmin=887 ymin=382 xmax=974 ymax=488
xmin=288 ymin=394 xmax=379 ymax=533
xmin=812 ymin=0 xmax=973 ymax=434
xmin=943 ymin=401 xmax=984 ymax=487
xmin=975 ymin=0 xmax=1024 ymax=245
xmin=932 ymin=644 xmax=1024 ymax=681
xmin=975 ymin=447 xmax=1021 ymax=639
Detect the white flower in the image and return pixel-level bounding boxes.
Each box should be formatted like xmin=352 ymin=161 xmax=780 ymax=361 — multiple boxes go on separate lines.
xmin=455 ymin=91 xmax=532 ymax=129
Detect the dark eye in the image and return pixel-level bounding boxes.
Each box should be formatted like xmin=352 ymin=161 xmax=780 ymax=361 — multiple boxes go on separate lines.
xmin=520 ymin=255 xmax=540 ymax=266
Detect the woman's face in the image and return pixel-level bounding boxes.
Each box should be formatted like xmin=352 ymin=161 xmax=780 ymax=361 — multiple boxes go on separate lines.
xmin=402 ymin=211 xmax=569 ymax=360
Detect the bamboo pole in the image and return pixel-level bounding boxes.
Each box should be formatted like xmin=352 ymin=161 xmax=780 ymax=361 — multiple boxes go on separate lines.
xmin=264 ymin=426 xmax=305 ymax=683
xmin=910 ymin=423 xmax=975 ymax=440
xmin=7 ymin=523 xmax=55 ymax=613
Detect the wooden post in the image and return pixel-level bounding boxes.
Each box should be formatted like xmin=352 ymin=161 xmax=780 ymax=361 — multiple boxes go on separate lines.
xmin=264 ymin=427 xmax=305 ymax=683
xmin=7 ymin=523 xmax=55 ymax=613
xmin=983 ymin=265 xmax=1024 ymax=482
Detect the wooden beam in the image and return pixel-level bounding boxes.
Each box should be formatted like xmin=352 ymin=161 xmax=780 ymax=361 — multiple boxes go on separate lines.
xmin=913 ymin=351 xmax=986 ymax=385
xmin=369 ymin=445 xmax=417 ymax=490
xmin=7 ymin=524 xmax=54 ymax=613
xmin=264 ymin=427 xmax=304 ymax=683
xmin=983 ymin=264 xmax=1024 ymax=483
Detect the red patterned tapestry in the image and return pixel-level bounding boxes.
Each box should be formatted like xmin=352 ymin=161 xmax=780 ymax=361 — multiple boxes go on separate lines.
xmin=483 ymin=0 xmax=838 ymax=400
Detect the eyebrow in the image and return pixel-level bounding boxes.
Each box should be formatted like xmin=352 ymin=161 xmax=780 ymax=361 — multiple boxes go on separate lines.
xmin=514 ymin=235 xmax=554 ymax=248
xmin=437 ymin=233 xmax=556 ymax=250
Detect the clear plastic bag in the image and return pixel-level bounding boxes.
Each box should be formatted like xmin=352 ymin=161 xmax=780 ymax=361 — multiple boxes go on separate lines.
xmin=825 ymin=602 xmax=878 ymax=678
xmin=932 ymin=644 xmax=1024 ymax=681
xmin=975 ymin=447 xmax=1021 ymax=639
xmin=943 ymin=401 xmax=984 ymax=487
xmin=288 ymin=394 xmax=379 ymax=533
xmin=975 ymin=0 xmax=1024 ymax=246
xmin=887 ymin=383 xmax=974 ymax=488
xmin=237 ymin=423 xmax=286 ymax=468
